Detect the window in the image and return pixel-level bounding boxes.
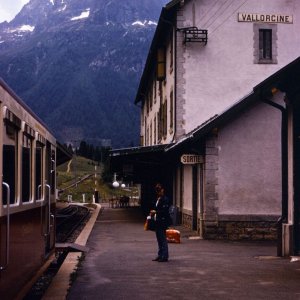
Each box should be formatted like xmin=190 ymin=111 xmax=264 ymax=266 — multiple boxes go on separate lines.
xmin=169 ymin=31 xmax=173 ymax=70
xmin=141 ymin=102 xmax=144 ymax=123
xmin=2 ymin=109 xmax=21 ymax=205
xmin=254 ymin=24 xmax=277 ymax=64
xmin=140 ymin=135 xmax=144 ymax=146
xmin=144 ymin=117 xmax=147 ymax=146
xmin=46 ymin=143 xmax=56 ymax=195
xmin=22 ymin=134 xmax=33 ymax=202
xmin=146 ymin=126 xmax=149 ymax=146
xmin=3 ymin=124 xmax=18 ymax=205
xmin=154 ymin=115 xmax=157 ymax=145
xmin=35 ymin=138 xmax=45 ymax=201
xmin=150 ymin=121 xmax=152 ymax=145
xmin=146 ymin=95 xmax=149 ymax=115
xmin=163 ymin=98 xmax=168 ymax=139
xmin=157 ymin=47 xmax=166 ymax=81
xmin=170 ymin=89 xmax=174 ymax=131
xmin=158 ymin=108 xmax=162 ymax=142
xmin=259 ymin=29 xmax=272 ymax=60
xmin=22 ymin=123 xmax=35 ymax=203
xmin=154 ymin=79 xmax=157 ymax=104
xmin=149 ymin=85 xmax=153 ymax=109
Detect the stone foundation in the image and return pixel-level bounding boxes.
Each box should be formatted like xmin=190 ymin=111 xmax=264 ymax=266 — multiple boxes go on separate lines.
xmin=182 ymin=212 xmax=193 ymax=229
xmin=182 ymin=212 xmax=279 ymax=240
xmin=204 ymin=216 xmax=279 ymax=240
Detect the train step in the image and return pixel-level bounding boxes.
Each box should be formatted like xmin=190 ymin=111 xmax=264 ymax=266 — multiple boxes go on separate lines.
xmin=55 ymin=243 xmax=89 ymax=253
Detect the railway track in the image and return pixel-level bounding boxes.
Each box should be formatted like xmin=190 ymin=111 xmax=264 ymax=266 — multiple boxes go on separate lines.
xmin=56 ymin=204 xmax=91 ymax=243
xmin=59 ymin=174 xmax=93 ymax=193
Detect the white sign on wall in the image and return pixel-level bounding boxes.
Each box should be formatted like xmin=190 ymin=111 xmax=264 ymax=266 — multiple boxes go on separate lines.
xmin=238 ymin=13 xmax=293 ymax=24
xmin=181 ymin=154 xmax=203 ymax=164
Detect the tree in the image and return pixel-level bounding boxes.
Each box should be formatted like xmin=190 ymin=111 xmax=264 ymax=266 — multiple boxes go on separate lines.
xmin=67 ymin=144 xmax=74 ymax=154
xmin=78 ymin=140 xmax=88 ymax=157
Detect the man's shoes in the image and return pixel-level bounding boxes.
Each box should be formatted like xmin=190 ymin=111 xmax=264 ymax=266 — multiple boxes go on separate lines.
xmin=158 ymin=258 xmax=168 ymax=262
xmin=152 ymin=257 xmax=160 ymax=261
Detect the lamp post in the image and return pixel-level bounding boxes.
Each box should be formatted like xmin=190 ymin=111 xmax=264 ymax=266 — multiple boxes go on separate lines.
xmin=112 ymin=173 xmax=120 ymax=188
xmin=71 ymin=139 xmax=80 ymax=185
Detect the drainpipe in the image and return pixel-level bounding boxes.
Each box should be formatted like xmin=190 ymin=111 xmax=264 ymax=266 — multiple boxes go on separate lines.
xmin=261 ymin=98 xmax=288 ymax=257
xmin=173 ymin=16 xmax=177 ymax=143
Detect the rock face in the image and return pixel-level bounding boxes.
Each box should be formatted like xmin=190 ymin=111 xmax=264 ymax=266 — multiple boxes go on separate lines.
xmin=0 ymin=0 xmax=166 ymax=147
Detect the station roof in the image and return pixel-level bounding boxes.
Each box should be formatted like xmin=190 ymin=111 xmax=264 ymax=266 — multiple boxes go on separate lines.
xmin=56 ymin=142 xmax=73 ymax=166
xmin=110 ymin=144 xmax=171 ymax=164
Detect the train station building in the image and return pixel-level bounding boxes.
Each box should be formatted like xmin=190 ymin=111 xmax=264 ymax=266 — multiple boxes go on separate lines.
xmin=110 ymin=0 xmax=300 ymax=256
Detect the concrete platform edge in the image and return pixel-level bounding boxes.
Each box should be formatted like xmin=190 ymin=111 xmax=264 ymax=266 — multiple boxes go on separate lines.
xmin=42 ymin=204 xmax=101 ymax=300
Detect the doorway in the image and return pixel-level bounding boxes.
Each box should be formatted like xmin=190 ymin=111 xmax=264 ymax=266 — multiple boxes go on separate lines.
xmin=293 ymin=99 xmax=300 ymax=254
xmin=192 ymin=165 xmax=198 ymax=231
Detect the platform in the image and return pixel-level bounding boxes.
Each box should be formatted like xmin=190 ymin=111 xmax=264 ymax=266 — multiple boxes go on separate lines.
xmin=47 ymin=204 xmax=300 ymax=299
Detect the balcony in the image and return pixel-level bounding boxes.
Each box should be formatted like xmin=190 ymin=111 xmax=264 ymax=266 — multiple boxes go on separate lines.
xmin=177 ymin=27 xmax=208 ymax=45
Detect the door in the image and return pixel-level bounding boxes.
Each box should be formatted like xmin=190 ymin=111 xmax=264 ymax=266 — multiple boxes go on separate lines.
xmin=293 ymin=100 xmax=300 ymax=254
xmin=1 ymin=114 xmax=19 ymax=270
xmin=44 ymin=142 xmax=56 ymax=256
xmin=192 ymin=165 xmax=198 ymax=231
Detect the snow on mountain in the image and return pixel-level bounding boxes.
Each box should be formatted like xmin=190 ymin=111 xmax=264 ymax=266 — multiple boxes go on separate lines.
xmin=132 ymin=20 xmax=157 ymax=26
xmin=71 ymin=9 xmax=90 ymax=21
xmin=0 ymin=0 xmax=168 ymax=147
xmin=8 ymin=25 xmax=35 ymax=32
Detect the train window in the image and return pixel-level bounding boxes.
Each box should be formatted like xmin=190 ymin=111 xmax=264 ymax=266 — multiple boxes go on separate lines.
xmin=22 ymin=134 xmax=33 ymax=203
xmin=2 ymin=122 xmax=19 ymax=205
xmin=46 ymin=142 xmax=56 ymax=195
xmin=51 ymin=150 xmax=56 ymax=195
xmin=35 ymin=141 xmax=44 ymax=201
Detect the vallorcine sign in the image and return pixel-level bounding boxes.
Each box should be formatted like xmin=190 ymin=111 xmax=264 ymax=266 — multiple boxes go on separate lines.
xmin=238 ymin=13 xmax=293 ymax=24
xmin=181 ymin=154 xmax=204 ymax=164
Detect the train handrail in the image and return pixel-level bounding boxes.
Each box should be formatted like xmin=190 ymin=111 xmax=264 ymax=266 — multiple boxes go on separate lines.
xmin=51 ymin=159 xmax=55 ymax=173
xmin=0 ymin=182 xmax=10 ymax=271
xmin=50 ymin=213 xmax=55 ymax=231
xmin=45 ymin=184 xmax=51 ymax=236
xmin=38 ymin=184 xmax=42 ymax=200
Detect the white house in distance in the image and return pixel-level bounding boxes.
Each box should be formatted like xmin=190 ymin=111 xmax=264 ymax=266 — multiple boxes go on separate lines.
xmin=111 ymin=0 xmax=300 ymax=256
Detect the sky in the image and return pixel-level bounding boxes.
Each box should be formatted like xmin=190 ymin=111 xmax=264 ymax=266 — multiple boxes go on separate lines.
xmin=0 ymin=0 xmax=30 ymax=23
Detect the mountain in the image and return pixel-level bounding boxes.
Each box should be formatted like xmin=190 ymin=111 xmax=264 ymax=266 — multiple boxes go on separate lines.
xmin=0 ymin=0 xmax=167 ymax=148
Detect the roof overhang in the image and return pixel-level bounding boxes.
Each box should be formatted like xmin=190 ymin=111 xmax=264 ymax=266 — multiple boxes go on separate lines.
xmin=166 ymin=92 xmax=257 ymax=151
xmin=56 ymin=142 xmax=73 ymax=166
xmin=110 ymin=144 xmax=172 ymax=163
xmin=165 ymin=0 xmax=184 ymax=10
xmin=253 ymin=56 xmax=300 ymax=98
xmin=110 ymin=144 xmax=175 ymax=182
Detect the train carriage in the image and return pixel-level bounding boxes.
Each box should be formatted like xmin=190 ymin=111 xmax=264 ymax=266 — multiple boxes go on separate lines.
xmin=0 ymin=78 xmax=70 ymax=300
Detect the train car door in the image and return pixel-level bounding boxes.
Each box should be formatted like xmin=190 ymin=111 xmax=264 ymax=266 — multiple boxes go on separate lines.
xmin=1 ymin=110 xmax=20 ymax=270
xmin=44 ymin=141 xmax=56 ymax=256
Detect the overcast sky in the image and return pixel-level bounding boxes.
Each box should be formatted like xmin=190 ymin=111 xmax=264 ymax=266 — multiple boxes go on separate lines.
xmin=0 ymin=0 xmax=30 ymax=23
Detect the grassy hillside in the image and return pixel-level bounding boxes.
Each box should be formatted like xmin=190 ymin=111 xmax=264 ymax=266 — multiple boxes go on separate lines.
xmin=57 ymin=156 xmax=138 ymax=203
